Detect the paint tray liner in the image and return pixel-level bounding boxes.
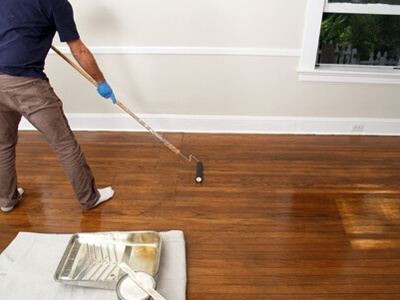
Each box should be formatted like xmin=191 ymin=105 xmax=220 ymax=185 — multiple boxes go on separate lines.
xmin=54 ymin=231 xmax=162 ymax=290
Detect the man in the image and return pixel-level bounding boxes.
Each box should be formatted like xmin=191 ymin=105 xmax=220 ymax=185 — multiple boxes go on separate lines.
xmin=0 ymin=0 xmax=116 ymax=212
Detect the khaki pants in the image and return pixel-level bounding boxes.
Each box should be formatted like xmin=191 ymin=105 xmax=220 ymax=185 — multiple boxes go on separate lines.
xmin=0 ymin=73 xmax=100 ymax=209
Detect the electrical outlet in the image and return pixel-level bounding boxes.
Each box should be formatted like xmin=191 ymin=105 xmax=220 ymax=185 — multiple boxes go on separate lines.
xmin=351 ymin=124 xmax=364 ymax=132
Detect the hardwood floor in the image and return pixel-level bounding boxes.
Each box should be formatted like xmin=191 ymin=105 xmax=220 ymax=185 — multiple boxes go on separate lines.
xmin=1 ymin=131 xmax=400 ymax=299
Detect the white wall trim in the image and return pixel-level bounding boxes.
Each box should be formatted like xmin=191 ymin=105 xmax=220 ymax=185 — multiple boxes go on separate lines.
xmin=19 ymin=114 xmax=400 ymax=136
xmin=50 ymin=46 xmax=301 ymax=57
xmin=325 ymin=2 xmax=400 ymax=15
xmin=298 ymin=66 xmax=400 ymax=85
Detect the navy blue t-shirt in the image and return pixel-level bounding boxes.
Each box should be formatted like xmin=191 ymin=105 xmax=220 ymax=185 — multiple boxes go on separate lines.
xmin=0 ymin=0 xmax=80 ymax=80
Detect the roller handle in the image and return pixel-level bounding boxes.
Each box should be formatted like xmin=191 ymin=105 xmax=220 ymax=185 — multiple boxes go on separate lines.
xmin=163 ymin=140 xmax=181 ymax=155
xmin=196 ymin=161 xmax=203 ymax=183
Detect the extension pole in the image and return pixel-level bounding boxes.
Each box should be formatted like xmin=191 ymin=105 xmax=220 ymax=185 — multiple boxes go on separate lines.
xmin=51 ymin=45 xmax=203 ymax=183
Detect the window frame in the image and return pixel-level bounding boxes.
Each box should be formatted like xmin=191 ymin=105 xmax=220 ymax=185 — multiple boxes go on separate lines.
xmin=298 ymin=0 xmax=400 ymax=84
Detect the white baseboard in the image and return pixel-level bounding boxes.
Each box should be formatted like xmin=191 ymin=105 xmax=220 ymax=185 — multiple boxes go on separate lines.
xmin=18 ymin=113 xmax=400 ymax=136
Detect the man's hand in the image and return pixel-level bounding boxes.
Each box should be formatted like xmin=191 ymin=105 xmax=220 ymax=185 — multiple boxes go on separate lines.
xmin=97 ymin=81 xmax=116 ymax=104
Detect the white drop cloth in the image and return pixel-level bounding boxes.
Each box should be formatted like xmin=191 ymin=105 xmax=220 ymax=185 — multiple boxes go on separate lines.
xmin=0 ymin=230 xmax=186 ymax=300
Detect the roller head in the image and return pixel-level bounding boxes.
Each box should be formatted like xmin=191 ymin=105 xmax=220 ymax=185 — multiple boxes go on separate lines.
xmin=195 ymin=161 xmax=203 ymax=183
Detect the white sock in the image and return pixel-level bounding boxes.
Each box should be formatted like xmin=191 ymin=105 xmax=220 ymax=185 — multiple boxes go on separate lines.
xmin=18 ymin=187 xmax=24 ymax=198
xmin=94 ymin=187 xmax=115 ymax=207
xmin=1 ymin=187 xmax=24 ymax=212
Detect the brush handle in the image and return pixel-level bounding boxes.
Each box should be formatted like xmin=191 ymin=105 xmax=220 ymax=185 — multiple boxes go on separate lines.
xmin=196 ymin=161 xmax=203 ymax=183
xmin=119 ymin=263 xmax=166 ymax=300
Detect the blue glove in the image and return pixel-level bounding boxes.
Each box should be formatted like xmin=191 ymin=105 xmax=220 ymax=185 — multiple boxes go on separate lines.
xmin=97 ymin=81 xmax=116 ymax=104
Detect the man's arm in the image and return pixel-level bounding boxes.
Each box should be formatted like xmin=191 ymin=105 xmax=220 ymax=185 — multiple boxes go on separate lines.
xmin=67 ymin=39 xmax=116 ymax=103
xmin=67 ymin=38 xmax=105 ymax=84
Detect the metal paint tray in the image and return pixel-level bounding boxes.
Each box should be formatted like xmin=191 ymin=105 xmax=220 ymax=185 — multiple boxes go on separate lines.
xmin=54 ymin=231 xmax=162 ymax=290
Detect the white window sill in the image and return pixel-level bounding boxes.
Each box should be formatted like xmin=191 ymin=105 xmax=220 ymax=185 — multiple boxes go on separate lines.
xmin=298 ymin=64 xmax=400 ymax=85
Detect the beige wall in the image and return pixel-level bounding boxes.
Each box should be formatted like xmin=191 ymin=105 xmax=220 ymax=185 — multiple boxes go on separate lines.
xmin=46 ymin=0 xmax=400 ymax=122
xmin=66 ymin=0 xmax=305 ymax=48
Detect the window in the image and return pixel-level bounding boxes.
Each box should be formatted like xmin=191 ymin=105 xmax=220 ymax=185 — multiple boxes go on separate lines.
xmin=299 ymin=0 xmax=400 ymax=84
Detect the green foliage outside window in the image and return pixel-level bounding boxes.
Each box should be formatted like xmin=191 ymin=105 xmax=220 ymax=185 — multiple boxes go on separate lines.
xmin=319 ymin=13 xmax=400 ymax=62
